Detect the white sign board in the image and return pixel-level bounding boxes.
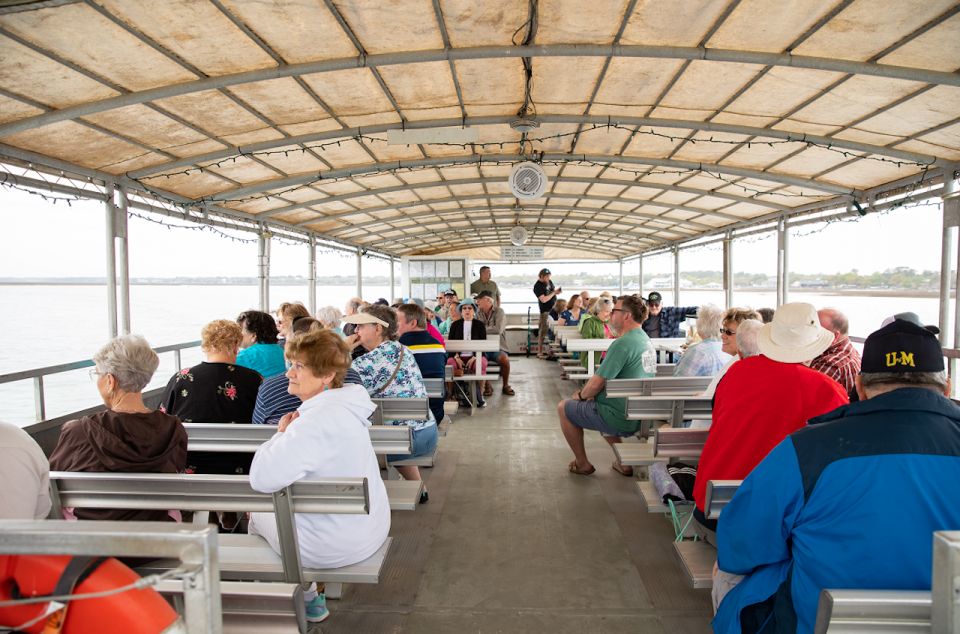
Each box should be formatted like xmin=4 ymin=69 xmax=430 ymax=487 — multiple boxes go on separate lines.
xmin=501 ymin=246 xmax=545 ymax=260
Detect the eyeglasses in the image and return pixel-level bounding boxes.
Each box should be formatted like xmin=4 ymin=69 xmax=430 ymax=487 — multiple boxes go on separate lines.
xmin=721 ymin=328 xmax=737 ymax=337
xmin=88 ymin=368 xmax=103 ymax=381
xmin=286 ymin=361 xmax=307 ymax=371
xmin=611 ymin=308 xmax=625 ymax=313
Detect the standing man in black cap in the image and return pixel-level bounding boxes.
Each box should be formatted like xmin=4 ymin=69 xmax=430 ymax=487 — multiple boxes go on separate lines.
xmin=640 ymin=291 xmax=698 ymax=339
xmin=533 ymin=268 xmax=562 ymax=359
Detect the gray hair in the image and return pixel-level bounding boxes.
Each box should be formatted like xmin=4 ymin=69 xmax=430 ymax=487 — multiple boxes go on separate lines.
xmin=93 ymin=335 xmax=159 ymax=393
xmin=316 ymin=305 xmax=342 ymax=328
xmin=736 ymin=319 xmax=764 ymax=359
xmin=591 ymin=297 xmax=614 ymax=316
xmin=860 ymin=371 xmax=947 ymax=396
xmin=695 ymin=303 xmax=724 ymax=339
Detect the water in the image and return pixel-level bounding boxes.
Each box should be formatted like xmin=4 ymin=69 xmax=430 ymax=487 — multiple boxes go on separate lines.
xmin=0 ymin=283 xmax=946 ymax=426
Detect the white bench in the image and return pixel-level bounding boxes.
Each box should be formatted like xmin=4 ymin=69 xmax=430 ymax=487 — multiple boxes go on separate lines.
xmin=653 ymin=337 xmax=687 ymax=363
xmin=654 ymin=427 xmax=709 ymax=459
xmin=624 ymin=394 xmax=713 ymax=427
xmin=46 ymin=472 xmax=393 ymax=626
xmin=605 ymin=376 xmax=713 ymax=397
xmin=185 ymin=422 xmax=412 ymax=456
xmin=673 ymin=540 xmax=715 ymax=589
xmin=705 ymin=479 xmax=742 ymax=520
xmin=158 ymin=579 xmax=306 ymax=634
xmin=564 ymin=337 xmax=615 ymax=380
xmin=445 ymin=339 xmax=501 ymax=413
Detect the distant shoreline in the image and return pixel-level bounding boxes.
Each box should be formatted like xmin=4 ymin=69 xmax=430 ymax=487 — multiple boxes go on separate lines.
xmin=0 ymin=281 xmax=944 ymax=299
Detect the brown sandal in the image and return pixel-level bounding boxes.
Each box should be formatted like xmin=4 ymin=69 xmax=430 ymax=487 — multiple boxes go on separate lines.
xmin=612 ymin=461 xmax=634 ymax=477
xmin=501 ymin=385 xmax=515 ymax=396
xmin=568 ymin=460 xmax=596 ymax=476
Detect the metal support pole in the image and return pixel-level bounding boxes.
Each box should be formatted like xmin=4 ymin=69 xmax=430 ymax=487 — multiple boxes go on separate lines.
xmin=672 ymin=246 xmax=680 ymax=304
xmin=116 ymin=189 xmax=131 ymax=334
xmin=940 ymin=218 xmax=957 ymax=348
xmin=356 ymin=248 xmax=363 ymax=298
xmin=104 ymin=188 xmax=118 ymax=338
xmin=307 ymin=236 xmax=317 ymax=315
xmin=723 ymin=232 xmax=733 ymax=309
xmin=618 ymin=259 xmax=624 ymax=295
xmin=943 ymin=168 xmax=960 ymax=348
xmin=638 ymin=255 xmax=644 ymax=298
xmin=389 ymin=257 xmax=395 ymax=301
xmin=776 ymin=218 xmax=789 ymax=307
xmin=258 ymin=226 xmax=271 ymax=312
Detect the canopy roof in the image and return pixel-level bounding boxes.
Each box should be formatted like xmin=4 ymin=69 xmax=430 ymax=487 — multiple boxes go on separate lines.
xmin=1 ymin=0 xmax=958 ymax=258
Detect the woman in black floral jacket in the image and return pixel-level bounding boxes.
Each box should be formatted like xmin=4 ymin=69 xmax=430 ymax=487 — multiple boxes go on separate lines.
xmin=160 ymin=319 xmax=262 ymax=475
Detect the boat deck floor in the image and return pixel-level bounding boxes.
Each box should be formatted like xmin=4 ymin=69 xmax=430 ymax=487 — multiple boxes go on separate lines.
xmin=320 ymin=356 xmax=713 ymax=632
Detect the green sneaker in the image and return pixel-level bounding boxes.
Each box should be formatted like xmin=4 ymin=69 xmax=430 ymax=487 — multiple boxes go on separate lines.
xmin=305 ymin=593 xmax=329 ymax=623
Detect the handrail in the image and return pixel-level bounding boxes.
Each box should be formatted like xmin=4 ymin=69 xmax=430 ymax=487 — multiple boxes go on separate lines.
xmin=1 ymin=339 xmax=202 ymax=423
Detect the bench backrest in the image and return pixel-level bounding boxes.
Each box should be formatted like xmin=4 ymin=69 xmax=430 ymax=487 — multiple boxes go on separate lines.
xmin=423 ymin=377 xmax=444 ymax=398
xmin=656 ymin=364 xmax=677 ymax=376
xmin=444 ymin=340 xmax=500 ymax=376
xmin=48 ymin=471 xmax=371 ymax=584
xmin=814 ymin=589 xmax=931 ymax=634
xmin=704 ymin=479 xmax=742 ymax=520
xmin=624 ymin=395 xmax=713 ymax=426
xmin=654 ymin=427 xmax=709 ymax=458
xmin=605 ymin=376 xmax=713 ymax=398
xmin=565 ymin=338 xmax=615 ymax=352
xmin=49 ymin=471 xmax=369 ymax=516
xmin=369 ymin=397 xmax=430 ymax=424
xmin=184 ymin=423 xmax=412 ymax=455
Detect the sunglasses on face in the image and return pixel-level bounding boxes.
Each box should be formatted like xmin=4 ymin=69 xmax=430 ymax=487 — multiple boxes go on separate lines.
xmin=721 ymin=328 xmax=737 ymax=336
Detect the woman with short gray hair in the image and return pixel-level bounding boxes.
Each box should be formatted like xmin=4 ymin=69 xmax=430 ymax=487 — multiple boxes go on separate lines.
xmin=49 ymin=335 xmax=187 ymax=522
xmin=675 ymin=304 xmax=732 ymax=377
xmin=316 ymin=305 xmax=343 ymax=335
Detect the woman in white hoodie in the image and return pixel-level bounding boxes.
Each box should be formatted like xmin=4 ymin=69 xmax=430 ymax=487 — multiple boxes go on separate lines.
xmin=248 ymin=329 xmax=390 ymax=623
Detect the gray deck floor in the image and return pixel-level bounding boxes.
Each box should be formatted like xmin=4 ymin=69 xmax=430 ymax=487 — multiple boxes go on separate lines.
xmin=322 ymin=356 xmax=713 ymax=633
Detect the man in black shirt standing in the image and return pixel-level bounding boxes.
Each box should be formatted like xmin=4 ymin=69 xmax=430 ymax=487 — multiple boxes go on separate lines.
xmin=533 ymin=268 xmax=562 ymax=359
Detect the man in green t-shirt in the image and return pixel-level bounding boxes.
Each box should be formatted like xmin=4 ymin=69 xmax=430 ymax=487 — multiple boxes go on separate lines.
xmin=558 ymin=295 xmax=656 ymax=477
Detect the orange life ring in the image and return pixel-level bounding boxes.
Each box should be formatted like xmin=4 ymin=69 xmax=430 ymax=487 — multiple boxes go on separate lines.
xmin=0 ymin=555 xmax=180 ymax=634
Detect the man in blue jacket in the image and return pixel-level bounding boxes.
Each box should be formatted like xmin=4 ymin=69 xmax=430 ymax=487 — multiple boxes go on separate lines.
xmin=713 ymin=316 xmax=960 ymax=634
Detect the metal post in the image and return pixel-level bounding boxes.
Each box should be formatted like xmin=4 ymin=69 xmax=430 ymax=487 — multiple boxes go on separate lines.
xmin=638 ymin=255 xmax=644 ymax=298
xmin=104 ymin=188 xmax=118 ymax=338
xmin=258 ymin=226 xmax=271 ymax=312
xmin=307 ymin=236 xmax=317 ymax=315
xmin=33 ymin=376 xmax=45 ymax=422
xmin=389 ymin=257 xmax=395 ymax=301
xmin=356 ymin=248 xmax=363 ymax=298
xmin=943 ymin=168 xmax=960 ymax=348
xmin=618 ymin=259 xmax=624 ymax=295
xmin=116 ymin=189 xmax=131 ymax=334
xmin=723 ymin=232 xmax=733 ymax=309
xmin=776 ymin=218 xmax=789 ymax=307
xmin=672 ymin=245 xmax=680 ymax=304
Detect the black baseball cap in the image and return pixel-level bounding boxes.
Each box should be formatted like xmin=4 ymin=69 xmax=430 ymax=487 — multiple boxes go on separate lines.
xmin=861 ymin=319 xmax=944 ymax=374
xmin=539 ymin=268 xmax=551 ymax=276
xmin=646 ymin=292 xmax=662 ymax=304
xmin=475 ymin=290 xmax=494 ymax=300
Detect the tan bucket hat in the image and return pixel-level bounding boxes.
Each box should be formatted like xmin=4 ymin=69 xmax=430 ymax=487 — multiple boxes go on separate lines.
xmin=757 ymin=302 xmax=834 ymax=363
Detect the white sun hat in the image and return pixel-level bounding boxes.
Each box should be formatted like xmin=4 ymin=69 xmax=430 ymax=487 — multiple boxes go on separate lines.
xmin=757 ymin=302 xmax=834 ymax=363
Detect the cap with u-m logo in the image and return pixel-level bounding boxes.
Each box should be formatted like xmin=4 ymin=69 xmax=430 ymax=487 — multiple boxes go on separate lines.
xmin=861 ymin=318 xmax=944 ymax=374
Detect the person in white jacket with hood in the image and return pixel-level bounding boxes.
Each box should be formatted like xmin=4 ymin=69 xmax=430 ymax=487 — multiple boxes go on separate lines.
xmin=248 ymin=329 xmax=390 ymax=623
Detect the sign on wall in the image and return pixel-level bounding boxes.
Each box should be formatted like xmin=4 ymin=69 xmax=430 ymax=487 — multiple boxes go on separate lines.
xmin=501 ymin=246 xmax=545 ymax=260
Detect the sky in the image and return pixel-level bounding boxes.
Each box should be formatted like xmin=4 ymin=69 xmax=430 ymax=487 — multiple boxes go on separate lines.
xmin=0 ymin=185 xmax=946 ymax=279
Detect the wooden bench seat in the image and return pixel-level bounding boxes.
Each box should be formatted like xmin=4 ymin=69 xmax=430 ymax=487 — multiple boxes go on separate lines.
xmin=673 ymin=540 xmax=715 ymax=589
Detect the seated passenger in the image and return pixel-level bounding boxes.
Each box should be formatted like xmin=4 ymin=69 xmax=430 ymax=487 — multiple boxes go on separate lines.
xmin=641 ymin=292 xmax=698 ymax=339
xmin=578 ymin=297 xmax=614 ymax=371
xmin=558 ymin=296 xmax=656 ymax=477
xmin=445 ymin=298 xmax=488 ymax=407
xmin=160 ymin=319 xmax=263 ymax=474
xmin=396 ymin=305 xmax=447 ymax=427
xmin=0 ymin=420 xmax=52 ymax=519
xmin=713 ymin=318 xmax=960 ymax=634
xmin=703 ymin=308 xmax=763 ymax=398
xmin=253 ymin=318 xmax=363 ymax=425
xmin=345 ymin=305 xmax=438 ymax=497
xmin=558 ymin=293 xmax=584 ymax=326
xmin=691 ymin=319 xmax=763 ymax=429
xmin=476 ymin=291 xmax=514 ymax=396
xmin=674 ymin=303 xmax=731 ymax=377
xmin=276 ymin=301 xmax=310 ymax=346
xmin=692 ymin=303 xmax=848 ymax=538
xmin=236 ymin=310 xmax=286 ymax=378
xmin=316 ymin=305 xmax=344 ymax=337
xmin=49 ymin=335 xmax=187 ymax=522
xmin=248 ymin=329 xmax=390 ymax=624
xmin=438 ymin=300 xmax=459 ymax=336
xmin=810 ymin=307 xmax=861 ymax=396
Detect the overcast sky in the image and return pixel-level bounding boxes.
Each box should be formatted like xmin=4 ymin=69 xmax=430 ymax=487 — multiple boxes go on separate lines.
xmin=0 ymin=186 xmax=946 ymax=279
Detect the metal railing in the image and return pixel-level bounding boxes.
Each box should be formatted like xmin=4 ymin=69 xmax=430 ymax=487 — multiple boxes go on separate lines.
xmin=0 ymin=340 xmax=201 ymax=423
